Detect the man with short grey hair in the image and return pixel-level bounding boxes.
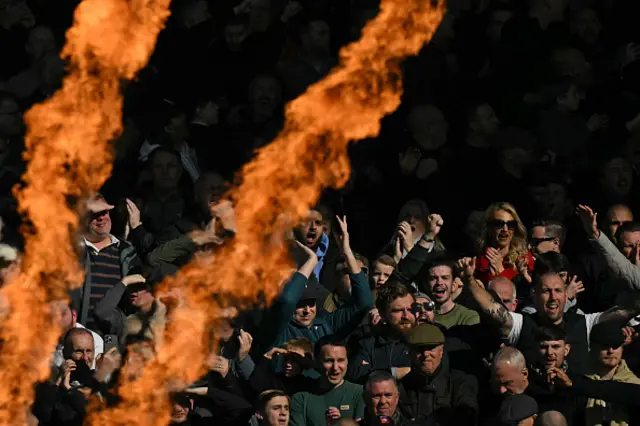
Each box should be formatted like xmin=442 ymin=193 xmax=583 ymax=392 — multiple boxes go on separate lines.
xmin=491 ymin=347 xmax=529 ymax=395
xmin=361 ymin=371 xmax=406 ymax=426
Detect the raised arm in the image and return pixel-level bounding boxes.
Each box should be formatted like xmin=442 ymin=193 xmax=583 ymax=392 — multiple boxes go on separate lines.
xmin=328 ymin=216 xmax=374 ymax=332
xmin=458 ymin=257 xmax=513 ymax=338
xmin=577 ymin=204 xmax=640 ymax=290
xmin=393 ymin=214 xmax=445 ymax=284
xmin=260 ymin=242 xmax=318 ymax=350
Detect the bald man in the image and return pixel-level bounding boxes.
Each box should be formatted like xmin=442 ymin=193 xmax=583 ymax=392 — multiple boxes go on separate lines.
xmin=603 ymin=204 xmax=633 ymax=244
xmin=488 ymin=277 xmax=518 ymax=312
xmin=538 ymin=410 xmax=568 ymax=426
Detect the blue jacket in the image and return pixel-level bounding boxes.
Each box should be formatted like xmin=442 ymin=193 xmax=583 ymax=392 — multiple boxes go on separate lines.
xmin=264 ymin=270 xmax=374 ymax=351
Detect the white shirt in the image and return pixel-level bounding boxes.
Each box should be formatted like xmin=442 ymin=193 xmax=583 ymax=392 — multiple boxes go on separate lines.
xmin=507 ymin=311 xmax=602 ymax=348
xmin=84 ymin=234 xmax=119 ymax=253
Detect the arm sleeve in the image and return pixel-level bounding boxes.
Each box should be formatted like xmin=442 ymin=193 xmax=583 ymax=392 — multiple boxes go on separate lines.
xmin=206 ymin=386 xmax=255 ymax=425
xmin=289 ymin=393 xmax=306 ymax=426
xmin=93 ymin=282 xmax=127 ymax=336
xmin=146 ymin=234 xmax=198 ymax=268
xmin=354 ymin=387 xmax=365 ymax=420
xmin=592 ymin=232 xmax=640 ymax=290
xmin=128 ymin=225 xmax=155 ymax=257
xmin=326 ymin=271 xmax=373 ymax=333
xmin=585 ymin=312 xmax=603 ymax=342
xmin=259 ymin=272 xmax=308 ymax=350
xmin=570 ymin=374 xmax=640 ymax=406
xmin=249 ymin=356 xmax=278 ymax=394
xmin=506 ymin=312 xmax=524 ymax=345
xmin=235 ymin=355 xmax=255 ymax=382
xmin=393 ymin=244 xmax=437 ymax=284
xmin=346 ymin=341 xmax=374 ymax=384
xmin=452 ymin=374 xmax=479 ymax=425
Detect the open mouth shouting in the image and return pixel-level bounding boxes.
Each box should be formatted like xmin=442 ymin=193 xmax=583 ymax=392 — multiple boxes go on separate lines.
xmin=305 ymin=230 xmax=317 ymax=246
xmin=432 ymin=285 xmax=448 ymax=301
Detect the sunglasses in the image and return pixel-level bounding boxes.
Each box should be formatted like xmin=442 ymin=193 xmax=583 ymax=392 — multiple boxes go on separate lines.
xmin=530 ymin=237 xmax=556 ymax=247
xmin=488 ymin=219 xmax=517 ymax=230
xmin=89 ymin=210 xmax=109 ymax=220
xmin=412 ymin=302 xmax=435 ymax=313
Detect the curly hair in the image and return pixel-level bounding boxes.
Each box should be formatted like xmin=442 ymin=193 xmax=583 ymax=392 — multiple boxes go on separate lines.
xmin=478 ymin=202 xmax=528 ymax=266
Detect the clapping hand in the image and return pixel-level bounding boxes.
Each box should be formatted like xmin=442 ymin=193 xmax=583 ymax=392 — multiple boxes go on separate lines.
xmin=486 ymin=247 xmax=505 ymax=275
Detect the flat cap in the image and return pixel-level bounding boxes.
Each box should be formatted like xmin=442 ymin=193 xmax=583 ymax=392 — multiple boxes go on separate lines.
xmin=405 ymin=324 xmax=445 ymax=347
xmin=498 ymin=394 xmax=538 ymax=425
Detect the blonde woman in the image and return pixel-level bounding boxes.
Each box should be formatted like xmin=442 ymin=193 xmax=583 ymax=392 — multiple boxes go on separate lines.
xmin=475 ymin=202 xmax=534 ymax=284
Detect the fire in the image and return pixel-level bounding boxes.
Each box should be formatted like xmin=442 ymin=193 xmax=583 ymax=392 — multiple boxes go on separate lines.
xmin=88 ymin=0 xmax=445 ymax=425
xmin=0 ymin=0 xmax=170 ymax=423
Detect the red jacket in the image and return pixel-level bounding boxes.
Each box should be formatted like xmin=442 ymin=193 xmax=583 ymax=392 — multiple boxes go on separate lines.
xmin=474 ymin=249 xmax=534 ymax=284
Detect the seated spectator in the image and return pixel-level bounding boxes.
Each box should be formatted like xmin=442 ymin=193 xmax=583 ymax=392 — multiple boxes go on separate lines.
xmin=290 ymin=335 xmax=364 ymax=426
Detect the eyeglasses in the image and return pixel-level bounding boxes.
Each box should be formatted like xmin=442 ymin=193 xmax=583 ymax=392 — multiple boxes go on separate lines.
xmin=488 ymin=219 xmax=517 ymax=230
xmin=529 ymin=237 xmax=556 ymax=247
xmin=412 ymin=302 xmax=435 ymax=313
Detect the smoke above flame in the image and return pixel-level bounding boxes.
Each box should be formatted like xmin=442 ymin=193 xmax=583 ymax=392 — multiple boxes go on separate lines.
xmin=0 ymin=0 xmax=170 ymax=423
xmin=88 ymin=1 xmax=445 ymax=425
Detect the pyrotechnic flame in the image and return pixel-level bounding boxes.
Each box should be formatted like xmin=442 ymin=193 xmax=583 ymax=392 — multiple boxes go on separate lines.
xmin=0 ymin=0 xmax=170 ymax=423
xmin=88 ymin=0 xmax=445 ymax=425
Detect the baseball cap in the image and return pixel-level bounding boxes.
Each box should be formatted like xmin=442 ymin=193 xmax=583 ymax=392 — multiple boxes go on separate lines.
xmin=590 ymin=321 xmax=626 ymax=349
xmin=86 ymin=193 xmax=114 ymax=213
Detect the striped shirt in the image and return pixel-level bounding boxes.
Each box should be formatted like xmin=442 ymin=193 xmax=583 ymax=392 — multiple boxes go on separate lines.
xmin=84 ymin=237 xmax=123 ymax=330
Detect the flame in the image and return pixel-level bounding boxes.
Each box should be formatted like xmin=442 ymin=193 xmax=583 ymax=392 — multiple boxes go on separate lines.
xmin=87 ymin=0 xmax=445 ymax=425
xmin=0 ymin=0 xmax=170 ymax=423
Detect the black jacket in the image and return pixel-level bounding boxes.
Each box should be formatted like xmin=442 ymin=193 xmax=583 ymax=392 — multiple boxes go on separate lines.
xmin=398 ymin=357 xmax=478 ymax=426
xmin=348 ymin=329 xmax=411 ymax=385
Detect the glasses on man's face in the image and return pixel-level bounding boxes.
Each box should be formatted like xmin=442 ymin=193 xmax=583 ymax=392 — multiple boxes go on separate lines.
xmin=488 ymin=219 xmax=517 ymax=230
xmin=529 ymin=237 xmax=555 ymax=247
xmin=412 ymin=302 xmax=435 ymax=313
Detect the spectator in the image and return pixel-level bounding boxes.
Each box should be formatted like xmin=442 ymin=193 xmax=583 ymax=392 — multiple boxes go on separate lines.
xmin=290 ymin=335 xmax=364 ymax=426
xmin=584 ymin=321 xmax=640 ymax=425
xmin=425 ymin=259 xmax=480 ymax=328
xmin=359 ymin=371 xmax=413 ymax=426
xmin=73 ymin=193 xmax=142 ymax=332
xmin=475 ymin=202 xmax=534 ymax=284
xmin=348 ymin=282 xmax=415 ymax=384
xmin=399 ymin=324 xmax=479 ymax=425
xmin=265 ymin=217 xmax=373 ymax=351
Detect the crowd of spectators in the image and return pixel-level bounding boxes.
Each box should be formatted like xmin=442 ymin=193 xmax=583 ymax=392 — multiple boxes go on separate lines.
xmin=3 ymin=0 xmax=640 ymax=425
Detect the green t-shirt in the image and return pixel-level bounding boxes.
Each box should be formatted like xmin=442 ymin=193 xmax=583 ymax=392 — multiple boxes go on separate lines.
xmin=290 ymin=380 xmax=364 ymax=426
xmin=435 ymin=303 xmax=480 ymax=329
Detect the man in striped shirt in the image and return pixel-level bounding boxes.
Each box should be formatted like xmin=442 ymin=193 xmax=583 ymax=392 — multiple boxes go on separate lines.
xmin=73 ymin=193 xmax=142 ymax=333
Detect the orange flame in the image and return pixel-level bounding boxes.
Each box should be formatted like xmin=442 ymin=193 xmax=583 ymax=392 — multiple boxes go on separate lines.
xmin=0 ymin=0 xmax=170 ymax=423
xmin=88 ymin=1 xmax=445 ymax=425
